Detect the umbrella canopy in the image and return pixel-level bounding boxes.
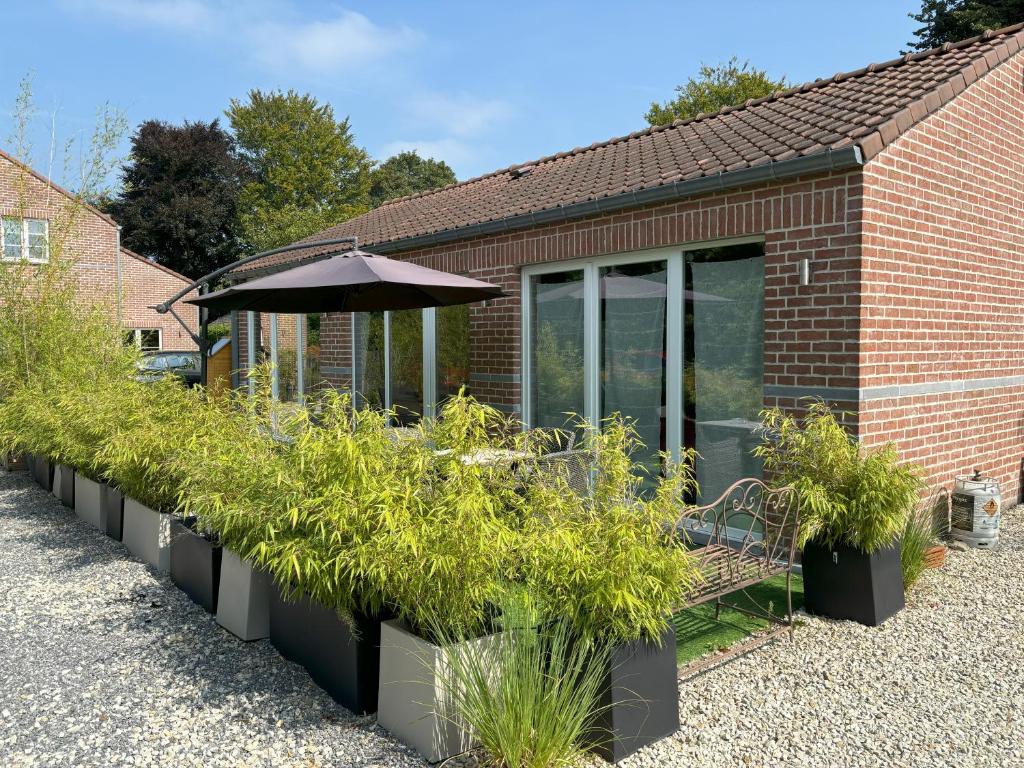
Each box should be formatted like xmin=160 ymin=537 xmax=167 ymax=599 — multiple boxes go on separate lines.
xmin=187 ymin=250 xmax=505 ymax=314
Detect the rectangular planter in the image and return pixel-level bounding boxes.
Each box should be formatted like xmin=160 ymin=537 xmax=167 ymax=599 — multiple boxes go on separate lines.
xmin=53 ymin=464 xmax=75 ymax=507
xmin=100 ymin=483 xmax=124 ymax=541
xmin=802 ymin=540 xmax=904 ymax=626
xmin=268 ymin=584 xmax=383 ymax=715
xmin=73 ymin=474 xmax=104 ymax=530
xmin=169 ymin=518 xmax=222 ymax=613
xmin=378 ymin=619 xmax=501 ymax=763
xmin=216 ymin=547 xmax=271 ymax=641
xmin=122 ymin=497 xmax=171 ymax=572
xmin=587 ymin=624 xmax=680 ymax=763
xmin=32 ymin=455 xmax=53 ymax=492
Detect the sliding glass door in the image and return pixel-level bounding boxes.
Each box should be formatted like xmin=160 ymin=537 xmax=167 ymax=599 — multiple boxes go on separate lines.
xmin=530 ymin=270 xmax=585 ymax=431
xmin=600 ymin=261 xmax=667 ymax=482
xmin=523 ymin=241 xmax=764 ymax=498
xmin=684 ymin=244 xmax=765 ymax=503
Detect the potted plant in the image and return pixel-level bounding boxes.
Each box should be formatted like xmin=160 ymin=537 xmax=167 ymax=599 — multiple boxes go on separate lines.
xmin=268 ymin=585 xmax=385 ymax=715
xmin=216 ymin=547 xmax=272 ymax=641
xmin=756 ymin=402 xmax=923 ymax=626
xmin=520 ymin=418 xmax=696 ymax=762
xmin=52 ymin=462 xmax=75 ymax=508
xmin=100 ymin=378 xmax=202 ymax=573
xmin=74 ymin=471 xmax=104 ymax=530
xmin=169 ymin=516 xmax=222 ymax=613
xmin=429 ymin=592 xmax=614 ymax=768
xmin=100 ymin=482 xmax=124 ymax=541
xmin=378 ymin=616 xmax=505 ymax=762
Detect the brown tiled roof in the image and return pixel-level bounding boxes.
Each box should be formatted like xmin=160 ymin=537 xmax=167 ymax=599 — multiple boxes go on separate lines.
xmin=239 ymin=23 xmax=1024 ymax=276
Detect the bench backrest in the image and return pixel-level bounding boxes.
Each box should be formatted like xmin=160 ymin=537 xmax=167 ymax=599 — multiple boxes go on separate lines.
xmin=674 ymin=478 xmax=800 ymax=588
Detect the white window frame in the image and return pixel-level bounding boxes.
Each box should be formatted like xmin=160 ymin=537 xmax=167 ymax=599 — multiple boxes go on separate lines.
xmin=520 ymin=236 xmax=764 ymax=462
xmin=127 ymin=328 xmax=162 ymax=352
xmin=1 ymin=217 xmax=49 ymax=263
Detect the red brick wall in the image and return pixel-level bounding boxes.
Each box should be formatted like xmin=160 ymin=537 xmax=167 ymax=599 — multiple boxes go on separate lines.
xmin=859 ymin=49 xmax=1024 ymax=500
xmin=315 ymin=169 xmax=864 ymax=419
xmin=0 ymin=152 xmax=197 ymax=348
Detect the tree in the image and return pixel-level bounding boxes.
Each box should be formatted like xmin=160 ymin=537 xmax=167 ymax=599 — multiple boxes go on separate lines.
xmin=907 ymin=0 xmax=1024 ymax=50
xmin=103 ymin=120 xmax=244 ymax=280
xmin=645 ymin=58 xmax=789 ymax=127
xmin=368 ymin=151 xmax=457 ymax=208
xmin=227 ymin=89 xmax=372 ymax=251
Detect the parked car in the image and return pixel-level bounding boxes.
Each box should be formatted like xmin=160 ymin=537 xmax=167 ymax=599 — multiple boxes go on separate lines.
xmin=135 ymin=351 xmax=202 ymax=387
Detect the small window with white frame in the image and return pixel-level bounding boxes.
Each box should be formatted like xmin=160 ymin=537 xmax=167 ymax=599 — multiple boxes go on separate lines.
xmin=0 ymin=216 xmax=49 ymax=262
xmin=125 ymin=328 xmax=161 ymax=352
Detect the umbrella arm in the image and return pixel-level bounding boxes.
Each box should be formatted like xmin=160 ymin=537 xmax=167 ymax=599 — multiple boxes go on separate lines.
xmin=152 ymin=236 xmax=359 ymax=315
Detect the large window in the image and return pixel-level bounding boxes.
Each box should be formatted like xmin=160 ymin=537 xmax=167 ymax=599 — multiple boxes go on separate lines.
xmin=346 ymin=302 xmax=478 ymax=423
xmin=523 ymin=241 xmax=765 ymax=500
xmin=2 ymin=217 xmax=48 ymax=262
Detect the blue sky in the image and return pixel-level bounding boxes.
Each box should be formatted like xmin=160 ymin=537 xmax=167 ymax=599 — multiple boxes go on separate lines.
xmin=5 ymin=1 xmax=920 ymax=188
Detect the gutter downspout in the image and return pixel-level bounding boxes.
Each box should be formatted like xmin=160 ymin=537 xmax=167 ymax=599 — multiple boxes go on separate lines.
xmin=115 ymin=226 xmax=123 ymax=327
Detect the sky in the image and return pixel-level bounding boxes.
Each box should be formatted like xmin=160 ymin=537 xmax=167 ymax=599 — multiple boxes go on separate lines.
xmin=3 ymin=0 xmax=922 ymax=189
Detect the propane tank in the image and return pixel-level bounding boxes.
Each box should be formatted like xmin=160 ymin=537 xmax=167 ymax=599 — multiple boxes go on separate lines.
xmin=950 ymin=470 xmax=1001 ymax=549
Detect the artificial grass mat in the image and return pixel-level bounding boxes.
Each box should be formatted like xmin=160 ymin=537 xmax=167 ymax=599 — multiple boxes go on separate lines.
xmin=673 ymin=573 xmax=804 ymax=667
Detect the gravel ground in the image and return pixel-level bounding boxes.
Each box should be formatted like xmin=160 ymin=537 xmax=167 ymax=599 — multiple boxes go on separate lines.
xmin=0 ymin=471 xmax=425 ymax=768
xmin=2 ymin=469 xmax=1022 ymax=768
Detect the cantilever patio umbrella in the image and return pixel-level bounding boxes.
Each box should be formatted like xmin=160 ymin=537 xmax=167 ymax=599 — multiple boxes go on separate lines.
xmin=186 ymin=249 xmax=505 ymax=314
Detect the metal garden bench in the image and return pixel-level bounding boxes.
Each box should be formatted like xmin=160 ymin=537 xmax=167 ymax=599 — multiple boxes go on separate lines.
xmin=672 ymin=478 xmax=800 ymax=678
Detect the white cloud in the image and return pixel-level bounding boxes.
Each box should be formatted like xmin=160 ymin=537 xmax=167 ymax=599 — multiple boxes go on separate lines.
xmin=63 ymin=2 xmax=420 ymax=76
xmin=407 ymin=93 xmax=511 ymax=138
xmin=64 ymin=0 xmax=214 ymax=31
xmin=246 ymin=11 xmax=421 ymax=76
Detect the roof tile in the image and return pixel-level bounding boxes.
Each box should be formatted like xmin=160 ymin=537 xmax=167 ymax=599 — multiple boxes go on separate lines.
xmin=241 ymin=22 xmax=1024 ymax=273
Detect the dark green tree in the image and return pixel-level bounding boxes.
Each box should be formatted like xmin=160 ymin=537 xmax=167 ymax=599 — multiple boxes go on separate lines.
xmin=645 ymin=58 xmax=789 ymax=127
xmin=369 ymin=151 xmax=457 ymax=208
xmin=103 ymin=120 xmax=244 ymax=279
xmin=227 ymin=89 xmax=372 ymax=251
xmin=908 ymin=0 xmax=1024 ymax=50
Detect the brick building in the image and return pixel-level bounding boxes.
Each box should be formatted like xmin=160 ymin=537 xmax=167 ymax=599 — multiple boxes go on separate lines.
xmin=0 ymin=149 xmax=197 ymax=350
xmin=234 ymin=25 xmax=1024 ymax=501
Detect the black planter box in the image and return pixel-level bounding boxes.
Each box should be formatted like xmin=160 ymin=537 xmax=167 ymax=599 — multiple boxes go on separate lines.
xmin=802 ymin=540 xmax=904 ymax=626
xmin=32 ymin=455 xmax=54 ymax=492
xmin=587 ymin=624 xmax=680 ymax=763
xmin=57 ymin=465 xmax=75 ymax=508
xmin=268 ymin=584 xmax=383 ymax=715
xmin=100 ymin=483 xmax=124 ymax=541
xmin=169 ymin=518 xmax=222 ymax=613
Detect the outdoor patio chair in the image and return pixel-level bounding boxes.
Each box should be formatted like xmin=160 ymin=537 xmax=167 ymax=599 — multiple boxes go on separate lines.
xmin=528 ymin=448 xmax=593 ymax=497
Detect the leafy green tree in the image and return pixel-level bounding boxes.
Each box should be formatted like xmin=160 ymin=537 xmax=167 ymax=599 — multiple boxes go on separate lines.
xmin=103 ymin=119 xmax=245 ymax=280
xmin=368 ymin=151 xmax=457 ymax=208
xmin=645 ymin=57 xmax=789 ymax=126
xmin=908 ymin=0 xmax=1024 ymax=50
xmin=227 ymin=89 xmax=372 ymax=251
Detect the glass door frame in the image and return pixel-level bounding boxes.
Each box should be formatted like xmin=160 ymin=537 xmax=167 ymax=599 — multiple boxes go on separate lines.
xmin=349 ymin=307 xmax=439 ymax=421
xmin=520 ymin=236 xmax=763 ymax=462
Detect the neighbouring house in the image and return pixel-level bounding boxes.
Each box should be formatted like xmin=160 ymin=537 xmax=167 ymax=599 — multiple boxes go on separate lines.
xmin=232 ymin=24 xmax=1024 ymax=502
xmin=0 ymin=148 xmax=197 ymax=351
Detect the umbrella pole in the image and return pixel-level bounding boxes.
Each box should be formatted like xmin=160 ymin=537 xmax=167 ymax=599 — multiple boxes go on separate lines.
xmin=198 ymin=282 xmax=209 ymax=387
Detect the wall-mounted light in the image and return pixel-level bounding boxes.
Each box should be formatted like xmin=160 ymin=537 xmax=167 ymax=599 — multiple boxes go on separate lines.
xmin=799 ymin=258 xmax=811 ymax=286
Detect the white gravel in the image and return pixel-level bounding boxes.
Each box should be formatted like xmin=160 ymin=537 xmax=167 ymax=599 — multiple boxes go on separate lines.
xmin=0 ymin=471 xmax=425 ymax=768
xmin=2 ymin=468 xmax=1022 ymax=768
